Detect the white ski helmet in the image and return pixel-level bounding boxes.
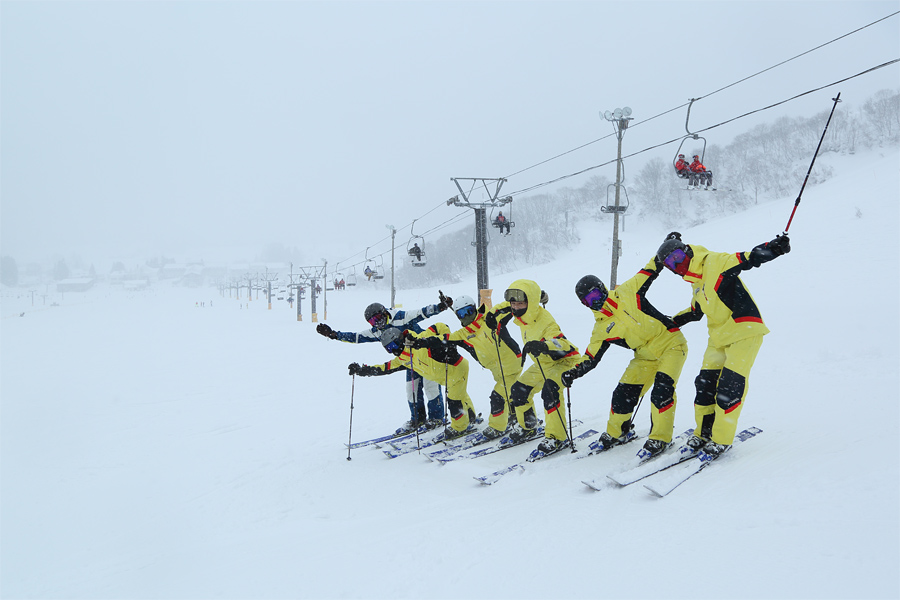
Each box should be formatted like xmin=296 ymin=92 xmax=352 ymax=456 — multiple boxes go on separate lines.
xmin=452 ymin=295 xmax=478 ymax=326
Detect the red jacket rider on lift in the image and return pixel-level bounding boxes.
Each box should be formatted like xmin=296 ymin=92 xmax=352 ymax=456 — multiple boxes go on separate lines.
xmin=689 ymin=155 xmax=714 ymax=190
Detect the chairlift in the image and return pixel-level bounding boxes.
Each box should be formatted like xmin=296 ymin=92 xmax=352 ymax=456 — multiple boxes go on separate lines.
xmin=346 ymin=266 xmax=358 ymax=287
xmin=373 ymin=255 xmax=385 ymax=280
xmin=364 ymin=247 xmax=380 ymax=282
xmin=407 ymin=220 xmax=427 ymax=267
xmin=490 ymin=205 xmax=514 ymax=235
xmin=602 ymin=184 xmax=629 ymax=214
xmin=673 ymin=98 xmax=708 ymax=182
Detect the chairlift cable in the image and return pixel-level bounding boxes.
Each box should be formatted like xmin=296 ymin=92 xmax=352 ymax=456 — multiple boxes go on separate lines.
xmin=504 ymin=58 xmax=899 ymax=198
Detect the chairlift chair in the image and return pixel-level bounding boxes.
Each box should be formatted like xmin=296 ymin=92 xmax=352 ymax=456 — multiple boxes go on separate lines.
xmin=490 ymin=207 xmax=515 ymax=234
xmin=407 ymin=221 xmax=427 ymax=267
xmin=602 ymin=184 xmax=629 ymax=214
xmin=673 ymin=98 xmax=708 ymax=184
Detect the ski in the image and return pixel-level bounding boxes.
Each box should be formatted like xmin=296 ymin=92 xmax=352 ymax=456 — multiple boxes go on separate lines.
xmin=588 ymin=428 xmax=698 ymax=489
xmin=383 ymin=418 xmax=482 ymax=459
xmin=388 ymin=414 xmax=482 ymax=452
xmin=426 ymin=419 xmax=580 ymax=463
xmin=345 ymin=420 xmax=442 ymax=450
xmin=575 ymin=428 xmax=639 ymax=460
xmin=474 ymin=429 xmax=600 ymax=485
xmin=643 ymin=427 xmax=763 ymax=498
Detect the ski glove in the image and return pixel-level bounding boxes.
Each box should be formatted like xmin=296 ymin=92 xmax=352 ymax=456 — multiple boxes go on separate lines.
xmin=438 ymin=291 xmax=453 ymax=311
xmin=317 ymin=323 xmax=338 ymax=339
xmin=561 ymin=369 xmax=579 ymax=388
xmin=349 ymin=363 xmax=379 ymax=377
xmin=485 ymin=307 xmax=511 ymax=330
xmin=408 ymin=335 xmax=438 ymax=350
xmin=767 ymin=234 xmax=791 ymax=256
xmin=522 ymin=340 xmax=549 ymax=356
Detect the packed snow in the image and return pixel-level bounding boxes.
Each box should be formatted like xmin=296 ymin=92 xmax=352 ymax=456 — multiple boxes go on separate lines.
xmin=2 ymin=148 xmax=898 ymax=599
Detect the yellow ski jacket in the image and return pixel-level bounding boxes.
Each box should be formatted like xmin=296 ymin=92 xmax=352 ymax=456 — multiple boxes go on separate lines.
xmin=673 ymin=244 xmax=772 ymax=346
xmin=492 ymin=278 xmax=579 ymax=369
xmin=576 ymin=259 xmax=686 ymax=376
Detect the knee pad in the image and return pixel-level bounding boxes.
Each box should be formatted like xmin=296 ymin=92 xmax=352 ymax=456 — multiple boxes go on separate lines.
xmin=611 ymin=382 xmax=642 ymax=414
xmin=489 ymin=390 xmax=506 ymax=416
xmin=715 ymin=368 xmax=746 ymax=410
xmin=509 ymin=381 xmax=532 ymax=408
xmin=446 ymin=397 xmax=464 ymax=421
xmin=541 ymin=379 xmax=561 ymax=412
xmin=650 ymin=372 xmax=676 ymax=411
xmin=694 ymin=369 xmax=719 ymax=406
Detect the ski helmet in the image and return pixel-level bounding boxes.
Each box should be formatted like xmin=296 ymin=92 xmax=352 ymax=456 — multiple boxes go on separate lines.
xmin=656 ymin=237 xmax=693 ymax=275
xmin=678 ymin=154 xmax=685 ymax=159
xmin=380 ymin=327 xmax=405 ymax=355
xmin=575 ymin=275 xmax=608 ymax=310
xmin=693 ymin=155 xmax=700 ymax=160
xmin=364 ymin=302 xmax=390 ymax=329
xmin=452 ymin=295 xmax=477 ymax=327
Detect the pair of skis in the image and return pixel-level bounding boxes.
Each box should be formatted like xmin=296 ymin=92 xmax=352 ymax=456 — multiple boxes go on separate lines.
xmin=583 ymin=427 xmax=763 ymax=497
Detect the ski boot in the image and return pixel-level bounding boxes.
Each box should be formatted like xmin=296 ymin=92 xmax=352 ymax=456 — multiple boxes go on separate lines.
xmin=537 ymin=437 xmax=565 ymax=454
xmin=639 ymin=438 xmax=668 ymax=459
xmin=698 ymin=441 xmax=731 ymax=462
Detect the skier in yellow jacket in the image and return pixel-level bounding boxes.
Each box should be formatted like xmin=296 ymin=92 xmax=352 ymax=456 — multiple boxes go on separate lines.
xmin=656 ymin=231 xmax=790 ymax=458
xmin=349 ymin=327 xmax=478 ymax=439
xmin=408 ymin=295 xmax=522 ymax=440
xmin=562 ymin=260 xmax=688 ymax=459
xmin=486 ymin=279 xmax=580 ymax=454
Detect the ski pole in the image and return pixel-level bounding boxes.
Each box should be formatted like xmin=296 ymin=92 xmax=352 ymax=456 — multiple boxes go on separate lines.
xmin=783 ymin=93 xmax=841 ymax=235
xmin=566 ymin=386 xmax=576 ymax=453
xmin=347 ymin=374 xmax=356 ymax=461
xmin=533 ymin=354 xmax=574 ymax=451
xmin=409 ymin=346 xmax=421 ymax=452
xmin=491 ymin=330 xmax=513 ymax=428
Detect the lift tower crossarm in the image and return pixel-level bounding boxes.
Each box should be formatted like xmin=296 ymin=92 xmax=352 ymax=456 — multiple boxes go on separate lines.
xmin=447 ymin=177 xmax=513 ymax=303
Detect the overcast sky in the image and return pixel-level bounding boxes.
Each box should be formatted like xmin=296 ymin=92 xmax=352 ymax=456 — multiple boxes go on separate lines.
xmin=2 ymin=1 xmax=897 ymax=268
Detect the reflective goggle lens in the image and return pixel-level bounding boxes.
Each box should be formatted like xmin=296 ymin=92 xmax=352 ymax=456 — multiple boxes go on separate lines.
xmin=504 ymin=289 xmax=527 ymax=303
xmin=385 ymin=340 xmax=401 ymax=354
xmin=455 ymin=306 xmax=476 ymax=320
xmin=664 ymin=248 xmax=687 ymax=271
xmin=368 ymin=313 xmax=386 ymax=328
xmin=581 ymin=288 xmax=606 ymax=308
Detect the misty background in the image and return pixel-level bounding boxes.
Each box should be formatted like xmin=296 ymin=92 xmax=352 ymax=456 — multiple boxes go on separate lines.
xmin=1 ymin=1 xmax=898 ymax=293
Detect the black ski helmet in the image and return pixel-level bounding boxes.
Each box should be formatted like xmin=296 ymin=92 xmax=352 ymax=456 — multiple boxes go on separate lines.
xmin=575 ymin=275 xmax=608 ymax=310
xmin=656 ymin=236 xmax=692 ymax=264
xmin=380 ymin=327 xmax=405 ymax=355
xmin=364 ymin=302 xmax=390 ymax=329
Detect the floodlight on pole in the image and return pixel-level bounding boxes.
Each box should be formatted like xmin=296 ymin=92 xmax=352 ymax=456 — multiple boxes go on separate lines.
xmin=601 ymin=106 xmax=633 ymax=289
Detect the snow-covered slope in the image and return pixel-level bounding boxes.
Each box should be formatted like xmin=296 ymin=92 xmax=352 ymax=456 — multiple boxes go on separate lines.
xmin=2 ymin=148 xmax=898 ymax=599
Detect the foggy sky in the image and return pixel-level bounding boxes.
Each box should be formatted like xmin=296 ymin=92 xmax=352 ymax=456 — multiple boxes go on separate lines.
xmin=1 ymin=1 xmax=897 ymax=268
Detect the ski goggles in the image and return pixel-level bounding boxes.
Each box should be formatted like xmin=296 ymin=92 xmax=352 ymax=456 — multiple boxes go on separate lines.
xmin=581 ymin=287 xmax=607 ymax=309
xmin=663 ymin=248 xmax=687 ymax=272
xmin=455 ymin=305 xmax=477 ymax=321
xmin=504 ymin=289 xmax=527 ymax=303
xmin=384 ymin=339 xmax=402 ymax=354
xmin=367 ymin=313 xmax=388 ymax=328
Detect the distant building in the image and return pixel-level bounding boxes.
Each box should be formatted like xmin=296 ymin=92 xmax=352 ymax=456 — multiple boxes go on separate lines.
xmin=56 ymin=277 xmax=95 ymax=293
xmin=123 ymin=279 xmax=150 ymax=291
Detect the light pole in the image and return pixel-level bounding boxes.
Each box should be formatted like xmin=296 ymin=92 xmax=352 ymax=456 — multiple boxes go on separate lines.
xmin=602 ymin=106 xmax=633 ymax=289
xmin=386 ymin=224 xmax=396 ymax=308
